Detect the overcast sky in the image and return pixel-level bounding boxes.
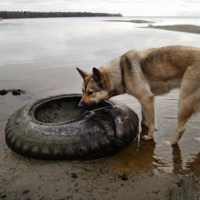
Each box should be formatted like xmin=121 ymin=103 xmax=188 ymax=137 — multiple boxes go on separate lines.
xmin=0 ymin=0 xmax=200 ymax=17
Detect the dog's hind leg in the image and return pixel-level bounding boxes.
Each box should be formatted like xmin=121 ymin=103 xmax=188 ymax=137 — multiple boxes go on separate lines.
xmin=170 ymin=95 xmax=195 ymax=145
xmin=170 ymin=66 xmax=200 ymax=145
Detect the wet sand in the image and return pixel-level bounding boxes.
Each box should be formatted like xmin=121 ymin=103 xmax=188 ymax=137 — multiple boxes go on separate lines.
xmin=146 ymin=24 xmax=200 ymax=35
xmin=105 ymin=19 xmax=154 ymax=23
xmin=106 ymin=19 xmax=200 ymax=35
xmin=1 ymin=139 xmax=200 ymax=200
xmin=1 ymin=124 xmax=200 ymax=199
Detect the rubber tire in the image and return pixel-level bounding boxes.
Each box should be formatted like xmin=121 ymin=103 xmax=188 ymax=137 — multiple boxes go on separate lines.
xmin=5 ymin=94 xmax=139 ymax=160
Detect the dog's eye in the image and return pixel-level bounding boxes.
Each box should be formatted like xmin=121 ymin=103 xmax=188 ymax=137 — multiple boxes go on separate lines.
xmin=88 ymin=91 xmax=94 ymax=96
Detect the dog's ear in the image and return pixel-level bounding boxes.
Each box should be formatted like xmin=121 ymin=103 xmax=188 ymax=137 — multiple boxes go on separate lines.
xmin=93 ymin=68 xmax=102 ymax=82
xmin=93 ymin=68 xmax=108 ymax=88
xmin=76 ymin=68 xmax=89 ymax=80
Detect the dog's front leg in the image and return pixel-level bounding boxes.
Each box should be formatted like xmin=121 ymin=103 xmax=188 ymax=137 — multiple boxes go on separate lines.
xmin=141 ymin=108 xmax=147 ymax=126
xmin=141 ymin=107 xmax=157 ymax=130
xmin=139 ymin=95 xmax=156 ymax=140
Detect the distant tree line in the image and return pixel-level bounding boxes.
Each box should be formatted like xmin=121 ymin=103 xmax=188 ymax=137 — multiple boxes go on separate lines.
xmin=0 ymin=11 xmax=122 ymax=19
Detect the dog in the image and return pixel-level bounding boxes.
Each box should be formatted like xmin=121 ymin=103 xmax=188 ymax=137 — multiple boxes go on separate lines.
xmin=77 ymin=45 xmax=200 ymax=145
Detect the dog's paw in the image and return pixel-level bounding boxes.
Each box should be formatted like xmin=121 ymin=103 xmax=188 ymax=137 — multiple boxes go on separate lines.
xmin=163 ymin=141 xmax=171 ymax=146
xmin=142 ymin=135 xmax=153 ymax=141
xmin=163 ymin=140 xmax=178 ymax=146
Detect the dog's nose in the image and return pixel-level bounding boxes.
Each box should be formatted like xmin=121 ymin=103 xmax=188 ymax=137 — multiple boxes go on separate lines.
xmin=78 ymin=102 xmax=84 ymax=108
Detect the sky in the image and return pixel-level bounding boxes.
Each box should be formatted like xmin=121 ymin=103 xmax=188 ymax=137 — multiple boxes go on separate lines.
xmin=0 ymin=0 xmax=200 ymax=17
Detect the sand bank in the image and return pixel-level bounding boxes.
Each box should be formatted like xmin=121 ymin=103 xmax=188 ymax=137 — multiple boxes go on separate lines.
xmin=105 ymin=19 xmax=154 ymax=24
xmin=146 ymin=24 xmax=200 ymax=35
xmin=106 ymin=19 xmax=200 ymax=35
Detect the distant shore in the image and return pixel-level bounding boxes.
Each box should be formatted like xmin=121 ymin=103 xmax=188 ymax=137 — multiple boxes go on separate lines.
xmin=106 ymin=19 xmax=200 ymax=35
xmin=0 ymin=11 xmax=122 ymax=19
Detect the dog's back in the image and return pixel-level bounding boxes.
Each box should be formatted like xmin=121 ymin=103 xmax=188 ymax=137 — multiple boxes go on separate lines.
xmin=139 ymin=46 xmax=200 ymax=80
xmin=118 ymin=46 xmax=200 ymax=96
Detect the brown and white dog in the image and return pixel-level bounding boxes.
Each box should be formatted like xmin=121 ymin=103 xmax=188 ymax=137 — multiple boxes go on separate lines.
xmin=77 ymin=45 xmax=200 ymax=145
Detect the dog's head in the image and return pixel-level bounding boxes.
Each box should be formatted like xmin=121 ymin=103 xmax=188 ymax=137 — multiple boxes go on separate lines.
xmin=76 ymin=67 xmax=109 ymax=110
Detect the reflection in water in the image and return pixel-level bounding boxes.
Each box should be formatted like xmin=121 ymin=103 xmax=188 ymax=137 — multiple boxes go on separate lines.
xmin=108 ymin=125 xmax=158 ymax=172
xmin=171 ymin=145 xmax=200 ymax=176
xmin=172 ymin=145 xmax=183 ymax=174
xmin=1 ymin=17 xmax=200 ymax=174
xmin=187 ymin=152 xmax=200 ymax=176
xmin=110 ymin=91 xmax=200 ymax=174
xmin=110 ymin=121 xmax=200 ymax=175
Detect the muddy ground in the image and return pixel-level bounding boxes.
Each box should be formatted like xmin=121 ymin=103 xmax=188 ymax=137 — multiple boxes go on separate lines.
xmin=0 ymin=134 xmax=200 ymax=200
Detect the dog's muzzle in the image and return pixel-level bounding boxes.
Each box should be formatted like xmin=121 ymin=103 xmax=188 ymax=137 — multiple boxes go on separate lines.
xmin=78 ymin=102 xmax=85 ymax=109
xmin=78 ymin=101 xmax=97 ymax=110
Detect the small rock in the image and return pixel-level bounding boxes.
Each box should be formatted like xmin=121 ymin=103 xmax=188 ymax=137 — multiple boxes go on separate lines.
xmin=16 ymin=89 xmax=26 ymax=94
xmin=121 ymin=173 xmax=128 ymax=180
xmin=23 ymin=189 xmax=30 ymax=194
xmin=0 ymin=191 xmax=7 ymax=198
xmin=152 ymin=190 xmax=160 ymax=194
xmin=12 ymin=89 xmax=19 ymax=96
xmin=83 ymin=167 xmax=90 ymax=172
xmin=71 ymin=173 xmax=78 ymax=178
xmin=0 ymin=90 xmax=8 ymax=96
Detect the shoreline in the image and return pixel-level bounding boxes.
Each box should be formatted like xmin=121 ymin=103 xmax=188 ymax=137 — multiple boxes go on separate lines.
xmin=144 ymin=24 xmax=200 ymax=35
xmin=0 ymin=11 xmax=122 ymax=19
xmin=106 ymin=19 xmax=200 ymax=35
xmin=104 ymin=19 xmax=154 ymax=23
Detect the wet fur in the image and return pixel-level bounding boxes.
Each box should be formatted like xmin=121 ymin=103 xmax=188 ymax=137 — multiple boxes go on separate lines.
xmin=77 ymin=45 xmax=200 ymax=145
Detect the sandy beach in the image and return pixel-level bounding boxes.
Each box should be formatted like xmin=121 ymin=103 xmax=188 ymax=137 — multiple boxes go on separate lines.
xmin=0 ymin=138 xmax=200 ymax=200
xmin=1 ymin=122 xmax=200 ymax=200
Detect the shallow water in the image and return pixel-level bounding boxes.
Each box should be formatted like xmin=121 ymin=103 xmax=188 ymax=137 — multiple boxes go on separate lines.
xmin=1 ymin=17 xmax=200 ymax=174
xmin=108 ymin=92 xmax=200 ymax=175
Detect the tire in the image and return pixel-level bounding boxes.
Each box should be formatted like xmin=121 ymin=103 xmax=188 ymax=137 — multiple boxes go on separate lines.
xmin=5 ymin=94 xmax=139 ymax=160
